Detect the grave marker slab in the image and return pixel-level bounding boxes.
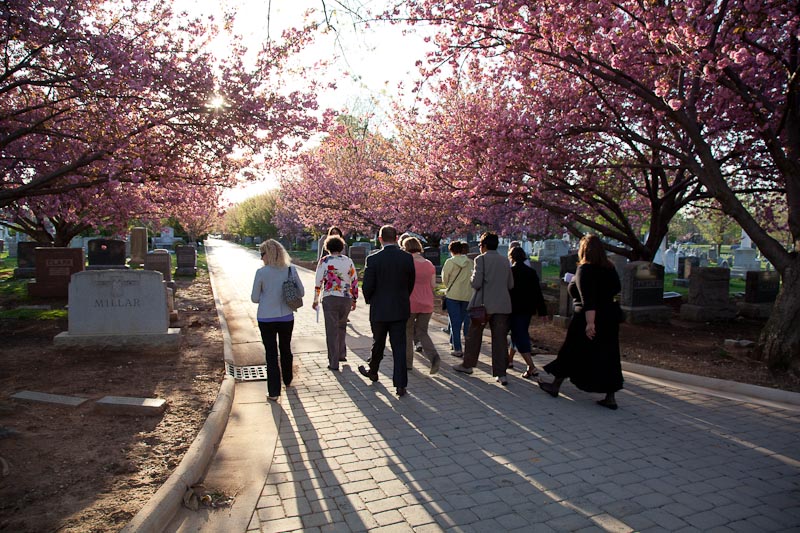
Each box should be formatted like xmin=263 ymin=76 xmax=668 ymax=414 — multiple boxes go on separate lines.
xmin=738 ymin=270 xmax=780 ymax=319
xmin=559 ymin=253 xmax=579 ymax=278
xmin=87 ymin=238 xmax=128 ymax=270
xmin=680 ymin=267 xmax=736 ymax=321
xmin=175 ymin=245 xmax=197 ymax=276
xmin=54 ymin=270 xmax=180 ymax=351
xmin=619 ymin=261 xmax=671 ymax=323
xmin=144 ymin=250 xmax=172 ymax=282
xmin=28 ymin=247 xmax=85 ymax=298
xmin=731 ymin=248 xmax=761 ymax=278
xmin=349 ymin=246 xmax=367 ymax=265
xmin=14 ymin=242 xmax=52 ymax=278
xmin=423 ymin=246 xmax=441 ymax=266
xmin=129 ymin=227 xmax=148 ymax=266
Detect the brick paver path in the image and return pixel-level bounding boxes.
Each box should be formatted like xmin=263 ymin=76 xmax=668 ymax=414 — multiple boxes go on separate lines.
xmin=213 ymin=241 xmax=799 ymax=533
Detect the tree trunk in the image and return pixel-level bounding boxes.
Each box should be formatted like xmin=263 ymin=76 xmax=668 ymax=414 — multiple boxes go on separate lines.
xmin=756 ymin=253 xmax=800 ymax=375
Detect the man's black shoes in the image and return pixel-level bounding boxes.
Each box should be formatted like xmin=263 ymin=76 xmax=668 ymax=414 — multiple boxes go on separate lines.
xmin=358 ymin=365 xmax=379 ymax=382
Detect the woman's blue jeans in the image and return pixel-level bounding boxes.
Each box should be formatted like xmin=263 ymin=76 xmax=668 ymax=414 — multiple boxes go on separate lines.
xmin=446 ymin=298 xmax=469 ymax=352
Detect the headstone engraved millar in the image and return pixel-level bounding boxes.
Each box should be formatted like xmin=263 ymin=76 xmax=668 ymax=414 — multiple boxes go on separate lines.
xmin=87 ymin=238 xmax=128 ymax=270
xmin=129 ymin=227 xmax=148 ymax=267
xmin=620 ymin=262 xmax=671 ymax=324
xmin=14 ymin=242 xmax=53 ymax=278
xmin=738 ymin=271 xmax=780 ymax=319
xmin=680 ymin=267 xmax=736 ymax=321
xmin=174 ymin=245 xmax=197 ymax=277
xmin=28 ymin=248 xmax=85 ymax=298
xmin=54 ymin=270 xmax=180 ymax=351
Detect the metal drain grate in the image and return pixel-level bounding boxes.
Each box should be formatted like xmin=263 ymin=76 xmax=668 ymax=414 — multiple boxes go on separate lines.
xmin=225 ymin=362 xmax=268 ymax=381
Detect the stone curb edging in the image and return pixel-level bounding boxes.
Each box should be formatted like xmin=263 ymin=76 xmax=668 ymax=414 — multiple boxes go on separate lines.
xmin=621 ymin=361 xmax=800 ymax=409
xmin=121 ymin=375 xmax=235 ymax=533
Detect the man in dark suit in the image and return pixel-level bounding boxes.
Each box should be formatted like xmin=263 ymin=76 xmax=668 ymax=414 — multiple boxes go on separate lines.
xmin=358 ymin=225 xmax=416 ymax=396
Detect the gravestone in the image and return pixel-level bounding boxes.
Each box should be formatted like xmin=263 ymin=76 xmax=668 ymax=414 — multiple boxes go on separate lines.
xmin=14 ymin=242 xmax=53 ymax=278
xmin=731 ymin=248 xmax=760 ymax=278
xmin=349 ymin=245 xmax=367 ymax=265
xmin=664 ymin=248 xmax=677 ymax=274
xmin=540 ymin=239 xmax=570 ymax=264
xmin=423 ymin=246 xmax=441 ymax=266
xmin=0 ymin=239 xmax=4 ymax=254
xmin=129 ymin=227 xmax=148 ymax=267
xmin=680 ymin=267 xmax=736 ymax=321
xmin=738 ymin=271 xmax=780 ymax=319
xmin=530 ymin=260 xmax=543 ymax=284
xmin=744 ymin=271 xmax=780 ymax=304
xmin=144 ymin=250 xmax=172 ymax=283
xmin=673 ymin=256 xmax=700 ymax=287
xmin=608 ymin=253 xmax=627 ymax=280
xmin=54 ymin=270 xmax=180 ymax=351
xmin=174 ymin=245 xmax=197 ymax=276
xmin=28 ymin=248 xmax=85 ymax=298
xmin=552 ymin=280 xmax=574 ymax=329
xmin=708 ymin=247 xmax=718 ymax=262
xmin=87 ymin=238 xmax=128 ymax=270
xmin=8 ymin=238 xmax=19 ymax=258
xmin=619 ymin=262 xmax=671 ymax=324
xmin=559 ymin=253 xmax=579 ymax=278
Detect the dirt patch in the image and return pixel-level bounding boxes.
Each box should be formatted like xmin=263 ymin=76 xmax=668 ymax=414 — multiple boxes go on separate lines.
xmin=0 ymin=270 xmax=223 ymax=533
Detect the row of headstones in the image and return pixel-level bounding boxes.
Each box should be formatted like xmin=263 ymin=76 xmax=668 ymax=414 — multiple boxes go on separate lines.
xmin=551 ymin=253 xmax=780 ymax=325
xmin=15 ymin=239 xmax=197 ymax=286
xmin=22 ymin=242 xmax=196 ymax=301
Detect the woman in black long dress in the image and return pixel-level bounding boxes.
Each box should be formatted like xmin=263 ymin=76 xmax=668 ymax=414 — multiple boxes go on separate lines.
xmin=539 ymin=234 xmax=623 ymax=409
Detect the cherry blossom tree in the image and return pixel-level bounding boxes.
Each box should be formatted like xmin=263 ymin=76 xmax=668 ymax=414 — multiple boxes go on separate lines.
xmin=399 ymin=0 xmax=800 ymax=371
xmin=1 ymin=0 xmax=321 ymax=208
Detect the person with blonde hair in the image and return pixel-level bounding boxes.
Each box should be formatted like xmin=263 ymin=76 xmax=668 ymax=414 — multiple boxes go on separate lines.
xmin=538 ymin=234 xmax=623 ymax=409
xmin=251 ymin=239 xmax=305 ymax=401
xmin=402 ymin=236 xmax=441 ymax=374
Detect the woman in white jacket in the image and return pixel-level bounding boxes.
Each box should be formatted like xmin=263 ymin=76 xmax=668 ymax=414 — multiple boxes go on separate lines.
xmin=251 ymin=239 xmax=305 ymax=401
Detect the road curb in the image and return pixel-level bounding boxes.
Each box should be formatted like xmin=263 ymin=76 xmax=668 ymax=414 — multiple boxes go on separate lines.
xmin=622 ymin=361 xmax=800 ymax=409
xmin=121 ymin=375 xmax=235 ymax=533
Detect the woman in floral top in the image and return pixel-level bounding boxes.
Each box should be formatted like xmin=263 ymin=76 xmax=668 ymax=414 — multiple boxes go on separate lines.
xmin=312 ymin=235 xmax=359 ymax=370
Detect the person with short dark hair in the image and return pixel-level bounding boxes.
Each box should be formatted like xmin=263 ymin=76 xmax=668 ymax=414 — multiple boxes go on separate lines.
xmin=453 ymin=232 xmax=514 ymax=386
xmin=313 ymin=235 xmax=358 ymax=371
xmin=358 ymin=225 xmax=416 ymax=396
xmin=317 ymin=226 xmax=347 ymax=262
xmin=508 ymin=246 xmax=548 ymax=379
xmin=442 ymin=240 xmax=473 ymax=357
xmin=538 ymin=234 xmax=624 ymax=409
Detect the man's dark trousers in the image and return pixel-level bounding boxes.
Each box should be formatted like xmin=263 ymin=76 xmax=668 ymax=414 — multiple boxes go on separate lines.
xmin=368 ymin=319 xmax=408 ymax=388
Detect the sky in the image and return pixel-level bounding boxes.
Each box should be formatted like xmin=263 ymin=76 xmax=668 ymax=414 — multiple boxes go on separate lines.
xmin=173 ymin=0 xmax=434 ymax=203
